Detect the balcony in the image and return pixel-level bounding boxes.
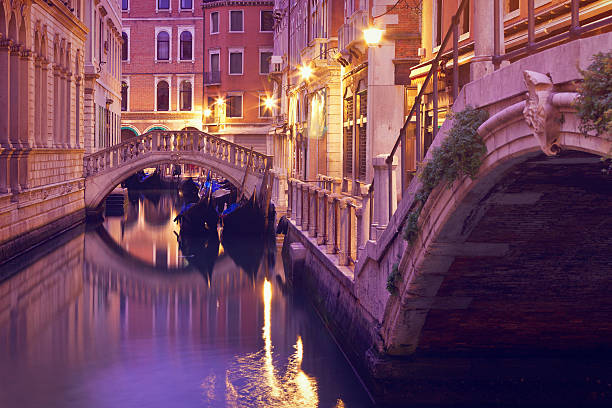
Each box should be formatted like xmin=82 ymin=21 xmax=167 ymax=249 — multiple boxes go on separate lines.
xmin=204 ymin=71 xmax=221 ymax=86
xmin=338 ymin=9 xmax=368 ymax=57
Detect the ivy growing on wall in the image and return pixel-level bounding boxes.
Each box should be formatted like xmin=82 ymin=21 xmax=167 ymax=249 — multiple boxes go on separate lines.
xmin=386 ymin=262 xmax=401 ymax=295
xmin=401 ymin=106 xmax=489 ymax=246
xmin=575 ymin=51 xmax=612 ymax=174
xmin=575 ymin=51 xmax=612 ymax=138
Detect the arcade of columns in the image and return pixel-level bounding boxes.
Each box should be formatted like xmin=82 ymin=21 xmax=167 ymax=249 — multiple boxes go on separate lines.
xmin=0 ymin=0 xmax=87 ymax=259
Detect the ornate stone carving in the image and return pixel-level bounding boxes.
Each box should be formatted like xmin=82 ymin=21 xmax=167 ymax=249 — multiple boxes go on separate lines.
xmin=522 ymin=70 xmax=561 ymax=156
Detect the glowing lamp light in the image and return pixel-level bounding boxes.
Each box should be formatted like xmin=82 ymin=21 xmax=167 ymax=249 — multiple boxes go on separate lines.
xmin=216 ymin=97 xmax=225 ymax=106
xmin=203 ymin=108 xmax=212 ymax=117
xmin=364 ymin=27 xmax=384 ymax=46
xmin=299 ymin=64 xmax=313 ymax=81
xmin=264 ymin=97 xmax=275 ymax=110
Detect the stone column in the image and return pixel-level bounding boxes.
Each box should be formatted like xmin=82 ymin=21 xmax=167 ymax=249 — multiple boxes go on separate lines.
xmin=0 ymin=149 xmax=12 ymax=194
xmin=0 ymin=39 xmax=11 ymax=148
xmin=326 ymin=195 xmax=337 ymax=254
xmin=66 ymin=72 xmax=72 ymax=147
xmin=9 ymin=44 xmax=21 ymax=148
xmin=471 ymin=0 xmax=505 ymax=81
xmin=19 ymin=49 xmax=32 ymax=148
xmin=41 ymin=59 xmax=49 ymax=147
xmin=316 ymin=189 xmax=327 ymax=245
xmin=372 ymin=154 xmax=397 ymax=238
xmin=308 ymin=186 xmax=317 ymax=238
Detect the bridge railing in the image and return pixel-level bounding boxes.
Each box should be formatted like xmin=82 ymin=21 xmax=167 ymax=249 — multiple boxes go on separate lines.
xmin=83 ymin=130 xmax=272 ymax=178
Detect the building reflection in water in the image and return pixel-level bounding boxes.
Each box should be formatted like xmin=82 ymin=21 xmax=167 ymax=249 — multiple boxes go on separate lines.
xmin=0 ymin=191 xmax=371 ymax=408
xmin=105 ymin=193 xmax=183 ymax=268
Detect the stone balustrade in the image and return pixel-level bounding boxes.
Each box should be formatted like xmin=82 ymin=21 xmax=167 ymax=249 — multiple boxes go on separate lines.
xmin=83 ymin=130 xmax=272 ymax=178
xmin=287 ymin=177 xmax=368 ymax=269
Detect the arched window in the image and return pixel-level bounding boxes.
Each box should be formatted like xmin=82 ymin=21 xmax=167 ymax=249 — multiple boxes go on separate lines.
xmin=157 ymin=31 xmax=170 ymax=60
xmin=121 ymin=81 xmax=128 ymax=111
xmin=179 ymin=81 xmax=192 ymax=111
xmin=122 ymin=32 xmax=128 ymax=61
xmin=180 ymin=31 xmax=192 ymax=61
xmin=157 ymin=80 xmax=169 ymax=111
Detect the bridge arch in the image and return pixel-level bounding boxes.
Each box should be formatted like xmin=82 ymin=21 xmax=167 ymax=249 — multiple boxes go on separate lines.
xmin=375 ymin=92 xmax=612 ymax=356
xmin=83 ymin=130 xmax=272 ymax=210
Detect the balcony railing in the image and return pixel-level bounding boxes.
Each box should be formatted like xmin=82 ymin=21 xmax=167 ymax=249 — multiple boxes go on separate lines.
xmin=338 ymin=9 xmax=368 ymax=54
xmin=204 ymin=71 xmax=221 ymax=85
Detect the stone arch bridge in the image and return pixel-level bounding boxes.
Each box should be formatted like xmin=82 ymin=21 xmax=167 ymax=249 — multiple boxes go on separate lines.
xmin=283 ymin=33 xmax=612 ymax=405
xmin=83 ymin=130 xmax=272 ymax=210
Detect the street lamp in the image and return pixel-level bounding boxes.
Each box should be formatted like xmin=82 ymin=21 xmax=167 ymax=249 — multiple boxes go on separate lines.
xmin=299 ymin=64 xmax=313 ymax=81
xmin=264 ymin=96 xmax=276 ymax=110
xmin=204 ymin=108 xmax=212 ymax=118
xmin=364 ymin=27 xmax=384 ymax=46
xmin=216 ymin=97 xmax=225 ymax=106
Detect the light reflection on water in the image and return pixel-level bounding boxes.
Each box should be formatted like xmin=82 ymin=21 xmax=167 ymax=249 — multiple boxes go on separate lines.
xmin=0 ymin=190 xmax=372 ymax=408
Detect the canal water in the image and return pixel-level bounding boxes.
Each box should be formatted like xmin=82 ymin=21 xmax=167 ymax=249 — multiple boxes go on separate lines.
xmin=0 ymin=190 xmax=373 ymax=408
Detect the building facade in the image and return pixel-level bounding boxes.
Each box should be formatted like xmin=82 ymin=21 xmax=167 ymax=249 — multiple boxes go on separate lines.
xmin=202 ymin=0 xmax=276 ymax=153
xmin=120 ymin=0 xmax=205 ymax=139
xmin=0 ymin=0 xmax=87 ymax=259
xmin=83 ymin=0 xmax=123 ymax=152
xmin=120 ymin=0 xmax=275 ymax=154
xmin=270 ymin=0 xmax=421 ymax=197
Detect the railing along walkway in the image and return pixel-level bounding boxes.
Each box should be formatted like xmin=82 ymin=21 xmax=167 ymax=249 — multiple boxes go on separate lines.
xmin=83 ymin=130 xmax=272 ymax=179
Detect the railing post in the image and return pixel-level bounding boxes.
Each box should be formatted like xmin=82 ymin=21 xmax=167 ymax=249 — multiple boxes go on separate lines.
xmin=400 ymin=127 xmax=407 ymax=195
xmin=287 ymin=178 xmax=293 ymax=218
xmin=296 ymin=181 xmax=303 ymax=226
xmin=373 ymin=154 xmax=398 ymax=240
xmin=570 ymin=0 xmax=580 ymax=36
xmin=291 ymin=179 xmax=298 ymax=221
xmin=308 ymin=186 xmax=318 ymax=238
xmin=493 ymin=0 xmax=500 ymax=70
xmin=528 ymin=0 xmax=535 ymax=49
xmin=415 ymin=98 xmax=421 ymax=166
xmin=433 ymin=59 xmax=439 ymax=140
xmin=338 ymin=198 xmax=350 ymax=266
xmin=326 ymin=195 xmax=337 ymax=254
xmin=152 ymin=131 xmax=159 ymax=152
xmin=453 ymin=16 xmax=460 ymax=94
xmin=317 ymin=189 xmax=327 ymax=245
xmin=302 ymin=183 xmax=310 ymax=232
xmin=358 ymin=184 xmax=370 ymax=248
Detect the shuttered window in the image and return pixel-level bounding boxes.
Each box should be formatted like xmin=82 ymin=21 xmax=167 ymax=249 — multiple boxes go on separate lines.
xmin=343 ymin=95 xmax=353 ymax=178
xmin=357 ymin=90 xmax=367 ymax=181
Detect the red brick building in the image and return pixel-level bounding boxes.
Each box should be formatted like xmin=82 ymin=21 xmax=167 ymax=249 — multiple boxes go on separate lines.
xmin=120 ymin=0 xmax=275 ymax=154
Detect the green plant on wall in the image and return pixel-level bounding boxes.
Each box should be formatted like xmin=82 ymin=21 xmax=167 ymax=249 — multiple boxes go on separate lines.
xmin=575 ymin=51 xmax=612 ymax=174
xmin=575 ymin=51 xmax=612 ymax=137
xmin=401 ymin=106 xmax=489 ymax=246
xmin=386 ymin=262 xmax=401 ymax=295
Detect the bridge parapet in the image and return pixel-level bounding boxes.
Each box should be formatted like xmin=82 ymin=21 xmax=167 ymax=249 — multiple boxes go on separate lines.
xmin=84 ymin=130 xmax=271 ymax=178
xmin=83 ymin=130 xmax=272 ymax=210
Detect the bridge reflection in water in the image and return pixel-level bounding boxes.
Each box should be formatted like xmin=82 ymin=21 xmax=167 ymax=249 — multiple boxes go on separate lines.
xmin=0 ymin=191 xmax=370 ymax=408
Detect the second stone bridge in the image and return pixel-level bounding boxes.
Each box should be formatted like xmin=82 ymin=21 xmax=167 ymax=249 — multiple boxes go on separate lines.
xmin=83 ymin=129 xmax=273 ymax=211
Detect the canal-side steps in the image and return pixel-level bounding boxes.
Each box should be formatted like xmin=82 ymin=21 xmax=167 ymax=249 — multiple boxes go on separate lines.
xmin=279 ymin=32 xmax=612 ymax=405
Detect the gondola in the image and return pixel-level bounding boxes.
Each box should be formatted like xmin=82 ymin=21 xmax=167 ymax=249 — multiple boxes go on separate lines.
xmin=179 ymin=177 xmax=200 ymax=204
